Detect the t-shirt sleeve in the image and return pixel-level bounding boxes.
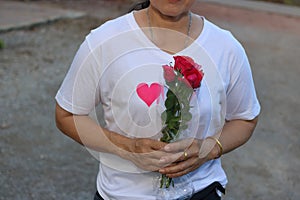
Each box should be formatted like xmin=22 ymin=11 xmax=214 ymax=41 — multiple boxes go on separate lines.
xmin=55 ymin=38 xmax=102 ymax=115
xmin=225 ymin=54 xmax=261 ymax=121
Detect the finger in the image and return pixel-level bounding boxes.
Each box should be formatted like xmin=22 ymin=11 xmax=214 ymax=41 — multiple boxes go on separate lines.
xmin=159 ymin=158 xmax=192 ymax=174
xmin=159 ymin=148 xmax=191 ymax=165
xmin=138 ymin=149 xmax=168 ymax=162
xmin=148 ymin=161 xmax=166 ymax=171
xmin=159 ymin=151 xmax=183 ymax=165
xmin=151 ymin=140 xmax=167 ymax=151
xmin=166 ymin=166 xmax=194 ymax=178
xmin=164 ymin=138 xmax=194 ymax=152
xmin=134 ymin=155 xmax=168 ymax=171
xmin=134 ymin=138 xmax=166 ymax=153
xmin=160 ymin=156 xmax=201 ymax=176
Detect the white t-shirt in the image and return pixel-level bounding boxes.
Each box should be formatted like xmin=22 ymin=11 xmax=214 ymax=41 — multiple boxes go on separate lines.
xmin=55 ymin=12 xmax=260 ymax=200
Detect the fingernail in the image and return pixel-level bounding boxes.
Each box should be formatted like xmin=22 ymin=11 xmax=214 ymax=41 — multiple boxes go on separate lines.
xmin=164 ymin=145 xmax=170 ymax=151
xmin=159 ymin=158 xmax=166 ymax=163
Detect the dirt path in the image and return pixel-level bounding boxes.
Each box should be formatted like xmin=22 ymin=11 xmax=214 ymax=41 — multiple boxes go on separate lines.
xmin=1 ymin=1 xmax=299 ymax=199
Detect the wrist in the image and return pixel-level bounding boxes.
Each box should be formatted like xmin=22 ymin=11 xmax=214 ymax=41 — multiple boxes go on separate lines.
xmin=206 ymin=136 xmax=223 ymax=159
xmin=106 ymin=130 xmax=135 ymax=159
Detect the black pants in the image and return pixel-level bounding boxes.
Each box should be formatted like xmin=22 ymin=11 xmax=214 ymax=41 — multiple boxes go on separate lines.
xmin=94 ymin=181 xmax=225 ymax=200
xmin=190 ymin=182 xmax=225 ymax=200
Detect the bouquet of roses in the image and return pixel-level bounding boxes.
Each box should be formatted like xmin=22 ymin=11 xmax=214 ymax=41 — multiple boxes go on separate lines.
xmin=160 ymin=56 xmax=204 ymax=188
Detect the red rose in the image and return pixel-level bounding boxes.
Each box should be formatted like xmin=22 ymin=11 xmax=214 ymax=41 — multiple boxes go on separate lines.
xmin=162 ymin=65 xmax=176 ymax=82
xmin=174 ymin=56 xmax=204 ymax=89
xmin=160 ymin=56 xmax=204 ymax=189
xmin=184 ymin=67 xmax=204 ymax=88
xmin=174 ymin=56 xmax=195 ymax=74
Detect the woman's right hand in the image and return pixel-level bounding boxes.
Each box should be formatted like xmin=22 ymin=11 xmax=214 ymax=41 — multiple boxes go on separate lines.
xmin=56 ymin=104 xmax=169 ymax=172
xmin=123 ymin=138 xmax=168 ymax=172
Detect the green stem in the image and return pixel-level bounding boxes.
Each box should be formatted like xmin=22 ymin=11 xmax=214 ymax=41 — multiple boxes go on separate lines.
xmin=160 ymin=174 xmax=174 ymax=188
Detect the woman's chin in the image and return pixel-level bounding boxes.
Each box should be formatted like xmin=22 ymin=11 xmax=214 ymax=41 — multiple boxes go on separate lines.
xmin=168 ymin=0 xmax=181 ymax=3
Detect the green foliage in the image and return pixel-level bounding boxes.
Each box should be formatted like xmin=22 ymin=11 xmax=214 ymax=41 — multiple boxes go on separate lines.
xmin=160 ymin=80 xmax=194 ymax=144
xmin=160 ymin=175 xmax=173 ymax=188
xmin=0 ymin=39 xmax=4 ymax=49
xmin=159 ymin=56 xmax=203 ymax=189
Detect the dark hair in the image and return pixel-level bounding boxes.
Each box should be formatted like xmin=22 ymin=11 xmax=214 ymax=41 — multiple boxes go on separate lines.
xmin=129 ymin=0 xmax=150 ymax=12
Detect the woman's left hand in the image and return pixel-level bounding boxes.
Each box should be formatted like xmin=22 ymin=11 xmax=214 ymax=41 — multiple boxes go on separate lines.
xmin=158 ymin=138 xmax=219 ymax=178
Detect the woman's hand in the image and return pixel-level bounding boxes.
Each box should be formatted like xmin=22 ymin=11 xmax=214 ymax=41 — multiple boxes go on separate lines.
xmin=158 ymin=138 xmax=220 ymax=178
xmin=56 ymin=103 xmax=170 ymax=172
xmin=123 ymin=138 xmax=169 ymax=172
xmin=155 ymin=118 xmax=259 ymax=177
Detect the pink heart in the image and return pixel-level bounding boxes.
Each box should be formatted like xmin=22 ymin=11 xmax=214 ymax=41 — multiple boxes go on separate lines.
xmin=136 ymin=83 xmax=163 ymax=107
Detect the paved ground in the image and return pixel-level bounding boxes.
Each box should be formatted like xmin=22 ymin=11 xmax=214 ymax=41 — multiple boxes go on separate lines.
xmin=0 ymin=0 xmax=84 ymax=32
xmin=0 ymin=0 xmax=300 ymax=199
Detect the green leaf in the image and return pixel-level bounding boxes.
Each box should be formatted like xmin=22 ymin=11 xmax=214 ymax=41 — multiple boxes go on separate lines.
xmin=166 ymin=90 xmax=175 ymax=98
xmin=182 ymin=112 xmax=192 ymax=121
xmin=170 ymin=116 xmax=180 ymax=122
xmin=166 ymin=111 xmax=176 ymax=122
xmin=165 ymin=95 xmax=177 ymax=109
xmin=161 ymin=111 xmax=167 ymax=122
xmin=179 ymin=124 xmax=188 ymax=130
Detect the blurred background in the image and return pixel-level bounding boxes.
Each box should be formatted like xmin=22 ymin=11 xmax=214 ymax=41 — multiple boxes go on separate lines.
xmin=1 ymin=0 xmax=299 ymax=199
xmin=255 ymin=0 xmax=300 ymax=6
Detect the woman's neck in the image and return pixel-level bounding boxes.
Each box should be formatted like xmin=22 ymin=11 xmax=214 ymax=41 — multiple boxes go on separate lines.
xmin=133 ymin=6 xmax=203 ymax=54
xmin=147 ymin=5 xmax=191 ymax=34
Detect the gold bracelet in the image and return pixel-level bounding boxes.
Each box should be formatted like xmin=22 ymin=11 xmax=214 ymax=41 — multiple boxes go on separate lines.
xmin=207 ymin=136 xmax=223 ymax=159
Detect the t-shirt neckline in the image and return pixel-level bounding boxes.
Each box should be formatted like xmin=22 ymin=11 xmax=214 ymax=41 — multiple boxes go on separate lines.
xmin=127 ymin=11 xmax=207 ymax=57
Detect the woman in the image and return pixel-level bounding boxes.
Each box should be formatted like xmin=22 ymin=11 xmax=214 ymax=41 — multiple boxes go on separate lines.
xmin=55 ymin=0 xmax=260 ymax=199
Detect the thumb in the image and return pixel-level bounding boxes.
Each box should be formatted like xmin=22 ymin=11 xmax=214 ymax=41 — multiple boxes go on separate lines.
xmin=151 ymin=139 xmax=167 ymax=150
